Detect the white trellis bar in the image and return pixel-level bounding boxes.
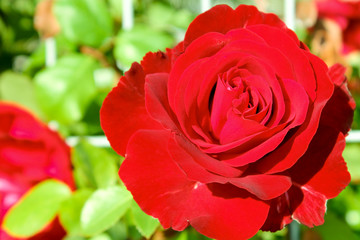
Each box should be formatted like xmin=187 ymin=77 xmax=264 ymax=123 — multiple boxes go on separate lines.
xmin=45 ymin=37 xmax=56 ymax=67
xmin=346 ymin=130 xmax=360 ymax=143
xmin=200 ymin=0 xmax=211 ymax=13
xmin=284 ymin=0 xmax=296 ymax=30
xmin=66 ymin=135 xmax=111 ymax=147
xmin=122 ymin=0 xmax=134 ymax=30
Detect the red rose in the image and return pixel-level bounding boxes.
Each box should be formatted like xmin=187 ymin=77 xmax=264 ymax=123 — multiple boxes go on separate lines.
xmin=101 ymin=5 xmax=355 ymax=240
xmin=0 ymin=102 xmax=74 ymax=240
xmin=317 ymin=0 xmax=360 ymax=53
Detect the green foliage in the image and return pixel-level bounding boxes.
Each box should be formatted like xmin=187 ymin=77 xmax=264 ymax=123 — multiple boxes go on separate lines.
xmin=54 ymin=0 xmax=113 ymax=47
xmin=0 ymin=71 xmax=43 ymax=117
xmin=343 ymin=143 xmax=360 ymax=182
xmin=59 ymin=189 xmax=94 ymax=236
xmin=72 ymin=140 xmax=119 ymax=189
xmin=2 ymin=180 xmax=72 ymax=238
xmin=313 ymin=212 xmax=360 ymax=240
xmin=129 ymin=201 xmax=160 ymax=238
xmin=34 ymin=54 xmax=98 ymax=123
xmin=114 ymin=25 xmax=174 ymax=68
xmin=80 ymin=186 xmax=132 ymax=236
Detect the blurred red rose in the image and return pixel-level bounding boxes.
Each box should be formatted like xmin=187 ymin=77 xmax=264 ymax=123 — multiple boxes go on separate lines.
xmin=317 ymin=0 xmax=360 ymax=53
xmin=101 ymin=4 xmax=355 ymax=240
xmin=0 ymin=102 xmax=74 ymax=240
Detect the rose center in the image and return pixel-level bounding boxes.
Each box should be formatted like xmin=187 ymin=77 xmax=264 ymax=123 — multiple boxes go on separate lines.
xmin=219 ymin=67 xmax=263 ymax=116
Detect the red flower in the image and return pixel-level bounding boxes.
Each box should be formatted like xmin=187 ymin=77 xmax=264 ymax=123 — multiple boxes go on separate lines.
xmin=317 ymin=0 xmax=360 ymax=53
xmin=101 ymin=5 xmax=355 ymax=240
xmin=0 ymin=102 xmax=74 ymax=240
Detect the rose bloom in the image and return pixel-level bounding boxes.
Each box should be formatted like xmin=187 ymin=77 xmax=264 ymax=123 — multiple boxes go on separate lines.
xmin=0 ymin=102 xmax=74 ymax=240
xmin=317 ymin=0 xmax=360 ymax=54
xmin=101 ymin=4 xmax=355 ymax=240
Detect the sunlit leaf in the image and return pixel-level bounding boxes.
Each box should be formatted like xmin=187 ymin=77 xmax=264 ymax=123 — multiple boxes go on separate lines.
xmin=34 ymin=54 xmax=98 ymax=123
xmin=314 ymin=211 xmax=360 ymax=240
xmin=129 ymin=201 xmax=159 ymax=238
xmin=89 ymin=233 xmax=112 ymax=240
xmin=54 ymin=0 xmax=113 ymax=47
xmin=114 ymin=25 xmax=174 ymax=69
xmin=343 ymin=143 xmax=360 ymax=182
xmin=59 ymin=188 xmax=93 ymax=236
xmin=2 ymin=180 xmax=72 ymax=238
xmin=72 ymin=140 xmax=119 ymax=189
xmin=0 ymin=71 xmax=42 ymax=117
xmin=107 ymin=222 xmax=128 ymax=240
xmin=81 ymin=186 xmax=132 ymax=236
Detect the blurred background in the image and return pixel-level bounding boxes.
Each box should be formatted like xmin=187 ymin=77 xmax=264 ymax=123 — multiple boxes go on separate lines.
xmin=0 ymin=0 xmax=360 ymax=239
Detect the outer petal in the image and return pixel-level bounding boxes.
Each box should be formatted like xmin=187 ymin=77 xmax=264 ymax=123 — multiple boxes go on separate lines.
xmin=262 ymin=125 xmax=350 ymax=231
xmin=261 ymin=186 xmax=303 ymax=232
xmin=184 ymin=5 xmax=286 ymax=47
xmin=292 ymin=186 xmax=327 ymax=227
xmin=290 ymin=126 xmax=350 ymax=200
xmin=119 ymin=130 xmax=270 ymax=240
xmin=141 ymin=50 xmax=173 ymax=74
xmin=320 ymin=64 xmax=355 ymax=134
xmin=100 ymin=63 xmax=163 ymax=156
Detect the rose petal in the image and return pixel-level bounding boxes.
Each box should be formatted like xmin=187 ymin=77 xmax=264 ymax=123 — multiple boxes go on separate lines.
xmin=248 ymin=25 xmax=317 ymax=100
xmin=141 ymin=50 xmax=172 ymax=74
xmin=230 ymin=174 xmax=292 ymax=200
xmin=261 ymin=186 xmax=303 ymax=231
xmin=120 ymin=129 xmax=269 ymax=240
xmin=291 ymin=125 xmax=350 ymax=199
xmin=0 ymin=104 xmax=44 ymax=141
xmin=263 ymin=125 xmax=350 ymax=230
xmin=169 ymin=134 xmax=291 ymax=200
xmin=208 ymin=76 xmax=309 ymax=167
xmin=189 ymin=183 xmax=269 ymax=240
xmin=292 ymin=186 xmax=327 ymax=227
xmin=219 ymin=112 xmax=268 ymax=144
xmin=168 ymin=32 xmax=228 ymax=110
xmin=255 ymin=53 xmax=334 ymax=174
xmin=320 ymin=64 xmax=355 ymax=134
xmin=100 ymin=63 xmax=163 ymax=156
xmin=170 ymin=133 xmax=244 ymax=178
xmin=145 ymin=73 xmax=179 ymax=130
xmin=184 ymin=5 xmax=285 ymax=47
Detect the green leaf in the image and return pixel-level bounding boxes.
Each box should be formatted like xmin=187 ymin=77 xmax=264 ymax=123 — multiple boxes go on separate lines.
xmin=34 ymin=54 xmax=98 ymax=123
xmin=54 ymin=0 xmax=113 ymax=47
xmin=0 ymin=71 xmax=43 ymax=117
xmin=2 ymin=180 xmax=72 ymax=238
xmin=89 ymin=233 xmax=112 ymax=240
xmin=114 ymin=25 xmax=174 ymax=68
xmin=147 ymin=3 xmax=174 ymax=29
xmin=129 ymin=201 xmax=159 ymax=238
xmin=343 ymin=143 xmax=360 ymax=182
xmin=72 ymin=140 xmax=119 ymax=189
xmin=59 ymin=188 xmax=93 ymax=236
xmin=169 ymin=9 xmax=194 ymax=30
xmin=314 ymin=211 xmax=360 ymax=240
xmin=64 ymin=236 xmax=87 ymax=240
xmin=108 ymin=0 xmax=123 ymax=21
xmin=107 ymin=222 xmax=128 ymax=240
xmin=81 ymin=186 xmax=132 ymax=236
